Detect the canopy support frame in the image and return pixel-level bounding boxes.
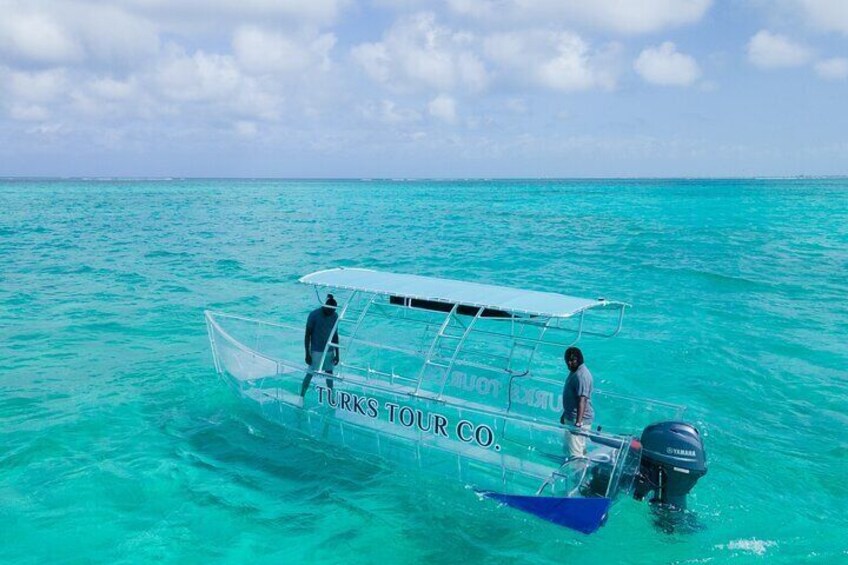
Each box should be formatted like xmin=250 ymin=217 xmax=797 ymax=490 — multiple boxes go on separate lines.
xmin=413 ymin=302 xmax=460 ymax=396
xmin=437 ymin=306 xmax=485 ymax=399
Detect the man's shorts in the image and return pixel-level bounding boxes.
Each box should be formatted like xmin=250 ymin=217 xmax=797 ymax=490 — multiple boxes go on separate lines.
xmin=565 ymin=427 xmax=588 ymax=458
xmin=308 ymin=349 xmax=334 ymax=374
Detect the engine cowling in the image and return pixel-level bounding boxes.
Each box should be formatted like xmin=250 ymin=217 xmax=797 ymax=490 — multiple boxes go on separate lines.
xmin=633 ymin=421 xmax=707 ymax=510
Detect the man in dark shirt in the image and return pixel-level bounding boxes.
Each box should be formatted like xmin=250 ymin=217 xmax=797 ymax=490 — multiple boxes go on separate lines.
xmin=300 ymin=294 xmax=340 ymax=397
xmin=560 ymin=346 xmax=594 ymax=458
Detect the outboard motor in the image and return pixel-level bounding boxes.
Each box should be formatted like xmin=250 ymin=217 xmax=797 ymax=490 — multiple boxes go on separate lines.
xmin=633 ymin=421 xmax=707 ymax=510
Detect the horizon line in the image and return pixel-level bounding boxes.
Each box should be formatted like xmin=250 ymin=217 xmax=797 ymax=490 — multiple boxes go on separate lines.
xmin=3 ymin=175 xmax=847 ymax=181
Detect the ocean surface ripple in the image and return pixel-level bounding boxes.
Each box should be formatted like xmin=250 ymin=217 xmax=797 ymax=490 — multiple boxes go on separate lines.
xmin=1 ymin=178 xmax=847 ymax=563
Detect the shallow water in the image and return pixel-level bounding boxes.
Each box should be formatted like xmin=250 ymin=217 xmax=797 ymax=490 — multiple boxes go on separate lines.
xmin=1 ymin=178 xmax=847 ymax=563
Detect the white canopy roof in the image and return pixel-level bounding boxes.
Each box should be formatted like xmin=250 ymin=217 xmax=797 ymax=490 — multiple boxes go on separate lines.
xmin=299 ymin=268 xmax=626 ymax=318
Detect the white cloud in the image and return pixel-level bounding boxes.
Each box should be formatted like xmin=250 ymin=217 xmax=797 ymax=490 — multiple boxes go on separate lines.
xmin=447 ymin=0 xmax=712 ymax=34
xmin=446 ymin=0 xmax=496 ymax=19
xmin=0 ymin=0 xmax=348 ymax=72
xmin=25 ymin=121 xmax=65 ymax=137
xmin=484 ymin=31 xmax=618 ymax=92
xmin=66 ymin=75 xmax=151 ymax=120
xmin=73 ymin=6 xmax=161 ymax=67
xmin=794 ymin=0 xmax=848 ymax=35
xmin=155 ymin=48 xmax=242 ymax=103
xmin=88 ymin=77 xmax=137 ymax=101
xmin=0 ymin=1 xmax=342 ymax=136
xmin=747 ymin=30 xmax=812 ymax=69
xmin=357 ymin=99 xmax=423 ymax=125
xmin=371 ymin=0 xmax=430 ymax=9
xmin=233 ymin=26 xmax=336 ymax=74
xmin=634 ymin=42 xmax=701 ymax=86
xmin=115 ymin=0 xmax=348 ymax=27
xmin=351 ymin=43 xmax=391 ymax=84
xmin=151 ymin=45 xmax=282 ymax=120
xmin=0 ymin=11 xmax=83 ymax=65
xmin=815 ymin=57 xmax=848 ymax=80
xmin=0 ymin=2 xmax=160 ymax=68
xmin=428 ymin=94 xmax=457 ymax=122
xmin=381 ymin=100 xmax=422 ymax=123
xmin=9 ymin=104 xmax=49 ymax=121
xmin=351 ymin=12 xmax=489 ymax=93
xmin=6 ymin=69 xmax=68 ymax=102
xmin=231 ymin=83 xmax=282 ymax=120
xmin=537 ymin=36 xmax=617 ymax=91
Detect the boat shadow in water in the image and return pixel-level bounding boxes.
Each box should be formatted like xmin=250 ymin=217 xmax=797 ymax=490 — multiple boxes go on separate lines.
xmin=183 ymin=405 xmax=390 ymax=492
xmin=184 ymin=403 xmax=559 ymax=542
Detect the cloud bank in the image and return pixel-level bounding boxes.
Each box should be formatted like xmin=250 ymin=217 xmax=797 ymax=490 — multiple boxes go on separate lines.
xmin=0 ymin=0 xmax=846 ymax=177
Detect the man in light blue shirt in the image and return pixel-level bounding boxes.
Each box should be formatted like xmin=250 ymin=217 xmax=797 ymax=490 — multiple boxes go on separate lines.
xmin=560 ymin=346 xmax=593 ymax=458
xmin=300 ymin=294 xmax=339 ymax=396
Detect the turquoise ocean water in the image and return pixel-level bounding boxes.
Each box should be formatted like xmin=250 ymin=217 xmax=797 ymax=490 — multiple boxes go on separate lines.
xmin=1 ymin=179 xmax=846 ymax=564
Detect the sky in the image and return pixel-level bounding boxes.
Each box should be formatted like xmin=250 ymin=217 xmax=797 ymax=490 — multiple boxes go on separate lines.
xmin=0 ymin=0 xmax=847 ymax=178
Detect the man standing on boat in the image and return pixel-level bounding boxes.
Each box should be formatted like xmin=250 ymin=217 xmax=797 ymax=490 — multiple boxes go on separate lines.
xmin=560 ymin=346 xmax=594 ymax=458
xmin=300 ymin=294 xmax=340 ymax=397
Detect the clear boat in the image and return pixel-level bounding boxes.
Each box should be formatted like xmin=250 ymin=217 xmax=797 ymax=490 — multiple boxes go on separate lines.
xmin=205 ymin=268 xmax=707 ymax=534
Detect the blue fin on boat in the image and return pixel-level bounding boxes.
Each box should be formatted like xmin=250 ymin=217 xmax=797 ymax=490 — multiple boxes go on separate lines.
xmin=480 ymin=492 xmax=611 ymax=534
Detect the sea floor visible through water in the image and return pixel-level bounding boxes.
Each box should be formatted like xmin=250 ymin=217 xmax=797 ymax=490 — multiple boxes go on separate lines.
xmin=1 ymin=178 xmax=847 ymax=564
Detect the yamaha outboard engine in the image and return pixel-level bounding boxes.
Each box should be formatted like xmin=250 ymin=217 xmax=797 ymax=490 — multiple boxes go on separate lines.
xmin=633 ymin=421 xmax=707 ymax=510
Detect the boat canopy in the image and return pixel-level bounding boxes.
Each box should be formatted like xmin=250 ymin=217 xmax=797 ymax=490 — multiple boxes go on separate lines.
xmin=299 ymin=267 xmax=627 ymax=319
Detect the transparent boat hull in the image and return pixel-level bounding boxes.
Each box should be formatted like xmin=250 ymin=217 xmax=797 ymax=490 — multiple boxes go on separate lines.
xmin=205 ymin=311 xmax=650 ymax=534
